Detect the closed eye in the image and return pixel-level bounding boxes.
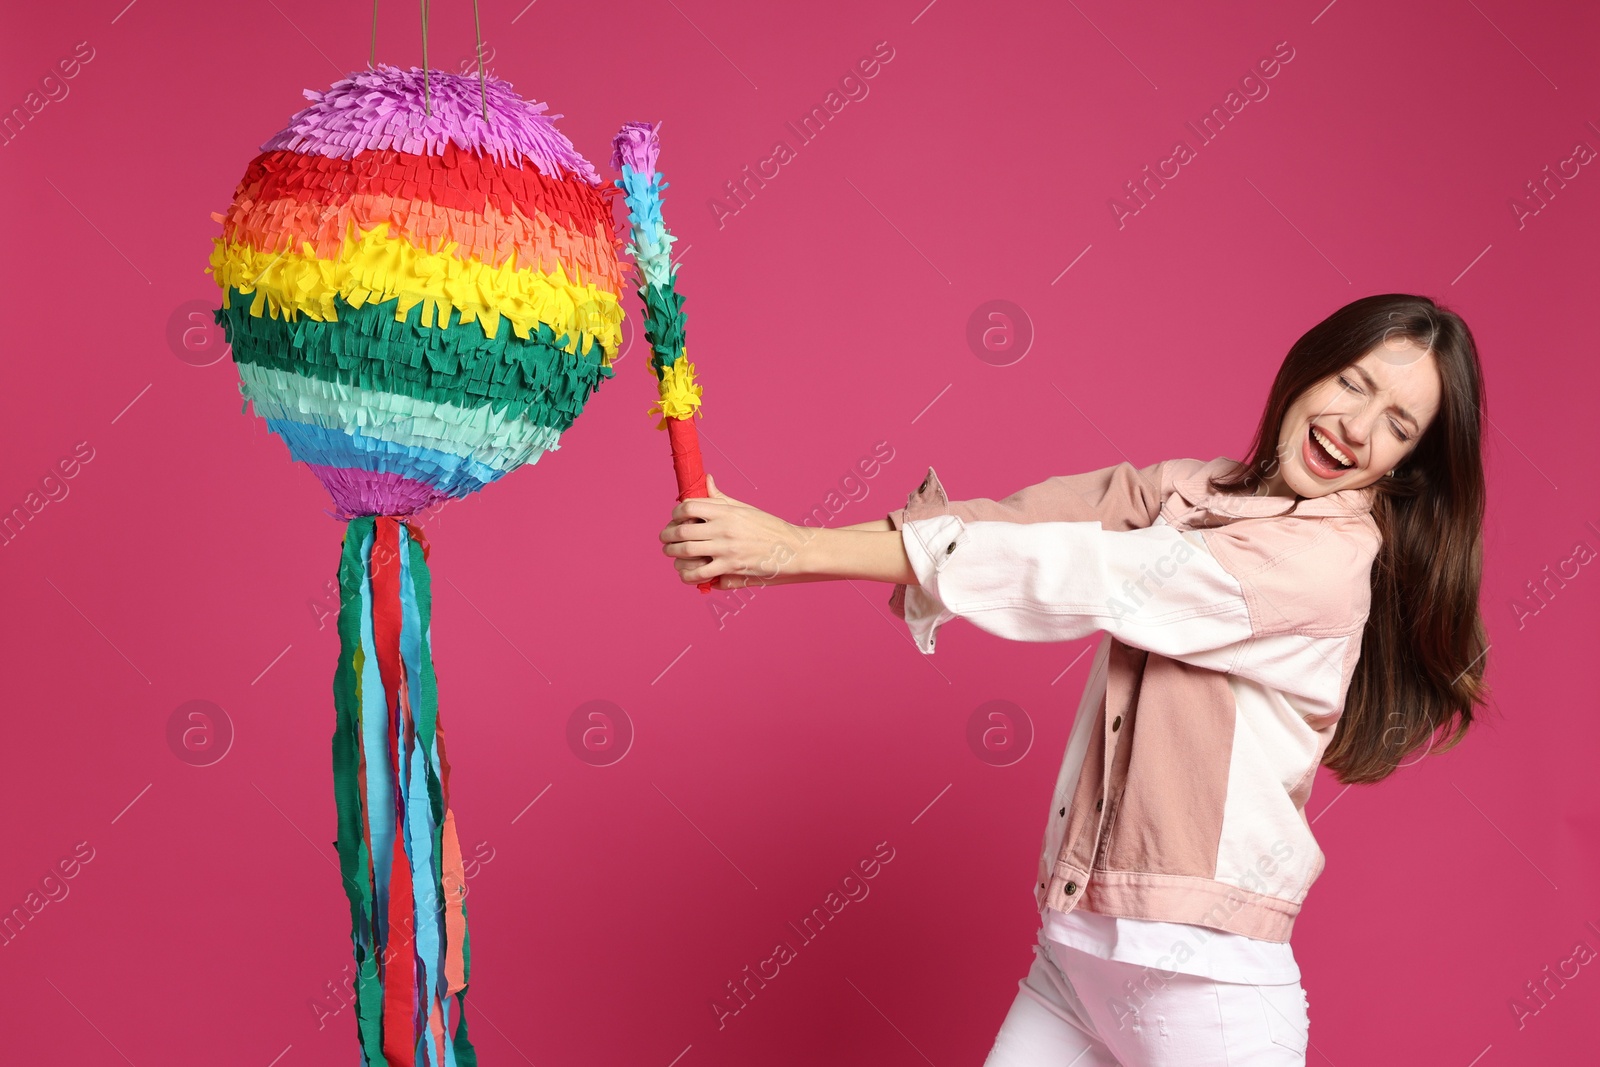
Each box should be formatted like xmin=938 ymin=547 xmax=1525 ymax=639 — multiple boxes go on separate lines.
xmin=1338 ymin=375 xmax=1412 ymax=442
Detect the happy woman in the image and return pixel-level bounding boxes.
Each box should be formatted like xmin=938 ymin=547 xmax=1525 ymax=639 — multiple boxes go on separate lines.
xmin=658 ymin=293 xmax=1491 ymax=1066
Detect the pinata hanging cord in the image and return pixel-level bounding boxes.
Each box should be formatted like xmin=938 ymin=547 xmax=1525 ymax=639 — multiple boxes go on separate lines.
xmin=371 ymin=0 xmax=490 ymax=121
xmin=420 ymin=0 xmax=430 ymax=113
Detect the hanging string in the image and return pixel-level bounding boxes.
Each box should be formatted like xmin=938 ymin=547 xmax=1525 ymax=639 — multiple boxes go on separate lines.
xmin=472 ymin=0 xmax=487 ymax=122
xmin=369 ymin=0 xmax=377 ymax=68
xmin=420 ymin=0 xmax=431 ymax=115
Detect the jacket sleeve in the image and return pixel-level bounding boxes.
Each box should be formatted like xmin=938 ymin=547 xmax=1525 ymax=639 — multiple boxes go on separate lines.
xmin=899 ymin=511 xmax=1378 ymax=720
xmin=885 ymin=460 xmax=1169 ymax=621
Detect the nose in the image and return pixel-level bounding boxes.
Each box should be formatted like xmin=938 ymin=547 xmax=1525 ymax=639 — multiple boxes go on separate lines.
xmin=1338 ymin=410 xmax=1372 ymax=450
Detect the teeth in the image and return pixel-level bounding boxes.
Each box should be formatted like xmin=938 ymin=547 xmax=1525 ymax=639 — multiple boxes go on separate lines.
xmin=1311 ymin=427 xmax=1353 ymax=468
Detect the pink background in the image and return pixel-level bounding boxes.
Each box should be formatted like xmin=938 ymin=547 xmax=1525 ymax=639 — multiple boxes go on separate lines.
xmin=2 ymin=1 xmax=1597 ymax=1064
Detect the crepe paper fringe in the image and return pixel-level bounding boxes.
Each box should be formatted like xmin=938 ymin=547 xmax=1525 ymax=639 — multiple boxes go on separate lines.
xmin=219 ymin=191 xmax=621 ymax=294
xmin=317 ymin=467 xmax=457 ymax=520
xmin=611 ymin=122 xmax=661 ymax=199
xmin=217 ymin=145 xmax=624 ymax=289
xmin=649 ymin=355 xmax=703 ymax=425
xmin=208 ymin=220 xmax=625 ymax=356
xmin=334 ymin=517 xmax=478 ymax=1066
xmin=239 ymin=366 xmax=567 ymax=516
xmin=219 ymin=287 xmax=613 ymax=423
xmin=267 ymin=418 xmax=503 ymax=514
xmin=610 ymin=126 xmax=674 ymax=293
xmin=273 ymin=418 xmax=503 ymax=485
xmin=264 ymin=63 xmax=599 ymax=183
xmin=238 ymin=144 xmax=616 ymax=244
xmin=612 ymin=122 xmax=705 ymax=432
xmin=235 ymin=362 xmax=567 ymax=470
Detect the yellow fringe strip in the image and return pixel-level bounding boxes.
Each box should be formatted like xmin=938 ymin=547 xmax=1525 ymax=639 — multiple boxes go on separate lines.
xmin=208 ymin=221 xmax=625 ymax=356
xmin=648 ymin=352 xmax=704 ymax=428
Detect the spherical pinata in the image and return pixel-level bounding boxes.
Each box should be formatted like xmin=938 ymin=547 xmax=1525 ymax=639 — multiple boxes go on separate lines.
xmin=208 ymin=63 xmax=626 ymax=517
xmin=203 ymin=65 xmax=637 ymax=1066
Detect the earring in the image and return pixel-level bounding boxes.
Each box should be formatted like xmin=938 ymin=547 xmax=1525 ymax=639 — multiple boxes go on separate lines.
xmin=1386 ymin=469 xmax=1396 ymax=477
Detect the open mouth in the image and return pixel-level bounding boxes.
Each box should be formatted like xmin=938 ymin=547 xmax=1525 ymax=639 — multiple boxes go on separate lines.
xmin=1305 ymin=424 xmax=1355 ymax=476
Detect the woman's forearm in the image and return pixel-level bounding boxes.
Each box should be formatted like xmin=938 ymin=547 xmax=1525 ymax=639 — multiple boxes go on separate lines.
xmin=791 ymin=527 xmax=917 ymax=584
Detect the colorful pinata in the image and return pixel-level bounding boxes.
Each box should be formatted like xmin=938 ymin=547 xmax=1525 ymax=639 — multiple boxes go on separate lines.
xmin=207 ymin=64 xmax=630 ymax=1066
xmin=210 ymin=63 xmax=626 ymax=518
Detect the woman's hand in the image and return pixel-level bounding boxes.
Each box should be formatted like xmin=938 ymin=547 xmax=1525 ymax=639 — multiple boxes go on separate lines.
xmin=659 ymin=474 xmax=815 ymax=589
xmin=659 ymin=473 xmax=918 ymax=589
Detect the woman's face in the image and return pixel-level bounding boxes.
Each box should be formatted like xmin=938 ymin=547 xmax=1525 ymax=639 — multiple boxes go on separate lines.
xmin=1260 ymin=339 xmax=1443 ymax=498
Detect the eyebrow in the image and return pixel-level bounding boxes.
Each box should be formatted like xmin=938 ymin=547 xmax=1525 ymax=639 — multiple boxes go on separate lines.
xmin=1353 ymin=363 xmax=1420 ymax=431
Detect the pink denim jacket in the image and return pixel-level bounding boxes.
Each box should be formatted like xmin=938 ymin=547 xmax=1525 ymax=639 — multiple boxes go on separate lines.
xmin=885 ymin=456 xmax=1381 ymax=941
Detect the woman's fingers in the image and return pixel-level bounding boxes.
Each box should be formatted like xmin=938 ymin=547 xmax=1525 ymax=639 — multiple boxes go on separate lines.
xmin=676 ymin=552 xmax=725 ymax=585
xmin=661 ymin=517 xmax=715 ymax=555
xmin=661 ymin=475 xmax=803 ymax=586
xmin=670 ymin=496 xmax=722 ymax=523
xmin=676 ymin=556 xmax=714 ymax=579
xmin=661 ymin=512 xmax=711 ymax=541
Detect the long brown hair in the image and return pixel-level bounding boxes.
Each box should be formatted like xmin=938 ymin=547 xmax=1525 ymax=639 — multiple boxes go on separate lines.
xmin=1207 ymin=294 xmax=1491 ymax=784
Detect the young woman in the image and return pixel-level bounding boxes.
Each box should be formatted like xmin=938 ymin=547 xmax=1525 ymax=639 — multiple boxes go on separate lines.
xmin=658 ymin=293 xmax=1490 ymax=1065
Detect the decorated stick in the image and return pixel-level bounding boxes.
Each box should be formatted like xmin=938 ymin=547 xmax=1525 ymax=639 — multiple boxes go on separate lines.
xmin=611 ymin=122 xmax=715 ymax=593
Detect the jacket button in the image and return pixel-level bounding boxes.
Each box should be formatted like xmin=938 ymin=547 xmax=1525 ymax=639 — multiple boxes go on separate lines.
xmin=945 ymin=541 xmax=956 ymax=555
xmin=1064 ymin=881 xmax=1078 ymax=895
xmin=1111 ymin=715 xmax=1122 ymax=731
xmin=1058 ymin=807 xmax=1065 ymax=817
xmin=1095 ymin=798 xmax=1103 ymax=812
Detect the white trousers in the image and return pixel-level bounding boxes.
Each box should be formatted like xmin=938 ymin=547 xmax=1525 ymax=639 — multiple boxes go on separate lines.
xmin=983 ymin=929 xmax=1311 ymax=1066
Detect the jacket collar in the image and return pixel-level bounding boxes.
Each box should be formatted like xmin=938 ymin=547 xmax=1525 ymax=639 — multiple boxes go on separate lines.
xmin=1168 ymin=455 xmax=1378 ymax=521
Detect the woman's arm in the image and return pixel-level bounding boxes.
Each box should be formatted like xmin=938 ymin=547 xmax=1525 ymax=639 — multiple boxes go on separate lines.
xmin=893 ymin=510 xmax=1375 ymax=718
xmin=663 ymin=457 xmax=1172 ymax=590
xmin=660 ymin=477 xmax=914 ymax=587
xmin=837 ymin=518 xmax=893 ymax=533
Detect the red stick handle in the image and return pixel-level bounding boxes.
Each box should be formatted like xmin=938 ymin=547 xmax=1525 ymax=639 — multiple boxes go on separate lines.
xmin=667 ymin=416 xmax=715 ymax=593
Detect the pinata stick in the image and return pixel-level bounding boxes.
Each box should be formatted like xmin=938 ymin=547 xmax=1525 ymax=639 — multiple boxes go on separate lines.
xmin=612 ymin=121 xmax=715 ymax=593
xmin=668 ymin=416 xmax=708 ymax=501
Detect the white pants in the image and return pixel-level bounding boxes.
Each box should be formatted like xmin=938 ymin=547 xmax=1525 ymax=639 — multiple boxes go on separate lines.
xmin=983 ymin=929 xmax=1311 ymax=1066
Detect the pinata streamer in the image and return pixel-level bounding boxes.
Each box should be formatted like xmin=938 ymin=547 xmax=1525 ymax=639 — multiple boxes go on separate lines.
xmin=611 ymin=122 xmax=715 ymax=593
xmin=209 ymin=65 xmax=630 ymax=1065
